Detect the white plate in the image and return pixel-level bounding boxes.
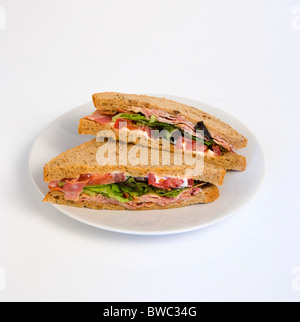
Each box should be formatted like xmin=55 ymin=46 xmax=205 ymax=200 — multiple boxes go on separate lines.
xmin=29 ymin=94 xmax=264 ymax=235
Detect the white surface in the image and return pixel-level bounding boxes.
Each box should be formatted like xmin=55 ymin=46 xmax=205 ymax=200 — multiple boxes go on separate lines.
xmin=0 ymin=0 xmax=299 ymax=301
xmin=29 ymin=98 xmax=264 ymax=235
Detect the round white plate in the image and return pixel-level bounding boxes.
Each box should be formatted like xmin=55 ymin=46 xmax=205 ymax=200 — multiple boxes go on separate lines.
xmin=29 ymin=94 xmax=264 ymax=235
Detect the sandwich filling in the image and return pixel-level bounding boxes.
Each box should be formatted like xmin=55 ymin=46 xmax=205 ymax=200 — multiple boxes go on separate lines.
xmin=48 ymin=172 xmax=205 ymax=209
xmin=85 ymin=108 xmax=234 ymax=155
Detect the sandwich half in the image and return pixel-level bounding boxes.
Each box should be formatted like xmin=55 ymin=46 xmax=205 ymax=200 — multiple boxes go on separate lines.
xmin=78 ymin=92 xmax=247 ymax=171
xmin=43 ymin=139 xmax=223 ymax=210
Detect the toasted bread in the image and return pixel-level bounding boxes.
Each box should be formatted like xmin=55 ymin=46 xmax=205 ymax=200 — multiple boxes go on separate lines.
xmin=91 ymin=92 xmax=247 ymax=149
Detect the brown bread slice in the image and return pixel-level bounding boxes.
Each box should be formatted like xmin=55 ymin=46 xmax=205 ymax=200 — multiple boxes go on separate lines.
xmin=44 ymin=139 xmax=226 ymax=186
xmin=43 ymin=184 xmax=219 ymax=210
xmin=78 ymin=118 xmax=246 ymax=171
xmin=91 ymin=92 xmax=247 ymax=149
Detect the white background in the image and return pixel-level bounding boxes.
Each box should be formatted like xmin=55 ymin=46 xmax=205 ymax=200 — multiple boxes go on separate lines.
xmin=0 ymin=0 xmax=300 ymax=302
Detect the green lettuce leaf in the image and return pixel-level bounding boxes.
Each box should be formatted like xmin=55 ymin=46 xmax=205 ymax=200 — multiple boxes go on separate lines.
xmin=150 ymin=188 xmax=185 ymax=198
xmin=111 ymin=112 xmax=225 ymax=150
xmin=112 ymin=113 xmax=148 ymax=123
xmin=82 ymin=178 xmax=187 ymax=203
xmin=112 ymin=113 xmax=178 ymax=132
xmin=83 ymin=184 xmax=130 ymax=203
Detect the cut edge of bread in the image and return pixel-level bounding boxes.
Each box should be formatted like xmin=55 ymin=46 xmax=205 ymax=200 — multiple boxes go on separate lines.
xmin=43 ymin=184 xmax=220 ymax=210
xmin=78 ymin=118 xmax=246 ymax=171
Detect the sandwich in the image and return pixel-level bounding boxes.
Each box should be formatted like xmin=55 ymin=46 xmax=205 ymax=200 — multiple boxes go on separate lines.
xmin=43 ymin=139 xmax=224 ymax=210
xmin=78 ymin=92 xmax=247 ymax=171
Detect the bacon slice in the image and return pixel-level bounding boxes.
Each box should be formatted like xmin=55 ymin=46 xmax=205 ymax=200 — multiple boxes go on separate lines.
xmin=62 ymin=180 xmax=88 ymax=201
xmin=126 ymin=106 xmax=197 ymax=135
xmin=85 ymin=110 xmax=113 ymax=124
xmin=79 ymin=183 xmax=204 ymax=209
xmin=211 ymin=135 xmax=233 ymax=152
xmin=148 ymin=173 xmax=194 ymax=189
xmin=212 ymin=145 xmax=221 ymax=156
xmin=48 ymin=181 xmax=63 ymax=191
xmin=83 ymin=173 xmax=126 ymax=186
xmin=124 ymin=107 xmax=233 ymax=151
xmin=87 ymin=106 xmax=233 ymax=152
xmin=48 ymin=172 xmax=200 ymax=205
xmin=48 ymin=173 xmax=127 ymax=201
xmin=113 ymin=173 xmax=127 ymax=182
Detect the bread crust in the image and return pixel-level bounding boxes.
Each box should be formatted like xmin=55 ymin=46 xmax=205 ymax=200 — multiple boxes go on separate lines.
xmin=79 ymin=118 xmax=246 ymax=171
xmin=91 ymin=92 xmax=248 ymax=149
xmin=43 ymin=184 xmax=220 ymax=210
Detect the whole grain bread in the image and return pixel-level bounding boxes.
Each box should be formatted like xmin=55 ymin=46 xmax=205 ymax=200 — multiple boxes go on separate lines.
xmin=44 ymin=139 xmax=226 ymax=185
xmin=92 ymin=92 xmax=247 ymax=149
xmin=78 ymin=118 xmax=246 ymax=171
xmin=43 ymin=184 xmax=219 ymax=210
